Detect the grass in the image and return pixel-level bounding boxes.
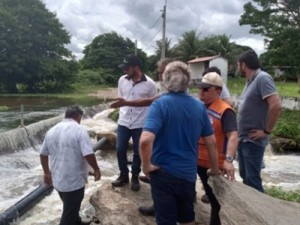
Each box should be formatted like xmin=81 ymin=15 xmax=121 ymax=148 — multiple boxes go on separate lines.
xmin=0 ymin=84 xmax=109 ymax=100
xmin=0 ymin=106 xmax=9 ymax=111
xmin=227 ymin=77 xmax=300 ymax=97
xmin=265 ymin=186 xmax=300 ymax=203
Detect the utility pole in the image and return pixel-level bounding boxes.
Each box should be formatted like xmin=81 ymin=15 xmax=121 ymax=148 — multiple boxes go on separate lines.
xmin=134 ymin=39 xmax=137 ymax=55
xmin=160 ymin=0 xmax=167 ymax=59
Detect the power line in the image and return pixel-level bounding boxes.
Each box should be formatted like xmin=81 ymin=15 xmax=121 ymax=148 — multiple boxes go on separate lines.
xmin=137 ymin=15 xmax=161 ymax=43
xmin=143 ymin=27 xmax=162 ymax=52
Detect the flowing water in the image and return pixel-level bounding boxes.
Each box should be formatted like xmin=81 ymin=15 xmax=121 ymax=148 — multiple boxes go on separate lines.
xmin=0 ymin=106 xmax=299 ymax=224
xmin=0 ymin=96 xmax=103 ymax=133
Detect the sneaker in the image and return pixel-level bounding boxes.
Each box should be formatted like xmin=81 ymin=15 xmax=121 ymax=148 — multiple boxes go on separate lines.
xmin=138 ymin=205 xmax=155 ymax=217
xmin=139 ymin=175 xmax=150 ymax=184
xmin=111 ymin=173 xmax=129 ymax=187
xmin=131 ymin=174 xmax=140 ymax=191
xmin=201 ymin=194 xmax=210 ymax=204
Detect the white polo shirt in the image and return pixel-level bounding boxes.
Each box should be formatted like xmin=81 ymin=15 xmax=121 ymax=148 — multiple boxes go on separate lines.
xmin=117 ymin=74 xmax=157 ymax=129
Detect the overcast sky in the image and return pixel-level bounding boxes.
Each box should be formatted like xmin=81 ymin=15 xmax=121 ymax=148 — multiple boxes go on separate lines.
xmin=42 ymin=0 xmax=265 ymax=59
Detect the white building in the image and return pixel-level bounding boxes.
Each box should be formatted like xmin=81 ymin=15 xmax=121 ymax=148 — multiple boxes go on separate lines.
xmin=188 ymin=55 xmax=228 ymax=85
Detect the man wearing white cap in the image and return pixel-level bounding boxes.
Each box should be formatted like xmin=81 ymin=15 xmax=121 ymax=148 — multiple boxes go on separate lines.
xmin=197 ymin=72 xmax=238 ymax=225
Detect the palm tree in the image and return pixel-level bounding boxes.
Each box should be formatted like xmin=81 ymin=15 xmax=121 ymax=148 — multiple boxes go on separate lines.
xmin=172 ymin=30 xmax=202 ymax=62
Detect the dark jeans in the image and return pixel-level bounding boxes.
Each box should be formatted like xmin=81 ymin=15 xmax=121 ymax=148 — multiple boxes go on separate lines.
xmin=58 ymin=187 xmax=85 ymax=225
xmin=116 ymin=125 xmax=142 ymax=175
xmin=238 ymin=141 xmax=265 ymax=192
xmin=198 ymin=166 xmax=221 ymax=225
xmin=150 ymin=169 xmax=195 ymax=225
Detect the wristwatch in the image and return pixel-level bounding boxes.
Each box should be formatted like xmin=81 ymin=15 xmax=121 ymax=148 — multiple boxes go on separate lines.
xmin=225 ymin=154 xmax=234 ymax=162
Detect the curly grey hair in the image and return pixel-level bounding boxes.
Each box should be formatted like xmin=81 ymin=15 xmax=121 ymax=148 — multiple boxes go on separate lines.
xmin=162 ymin=61 xmax=191 ymax=92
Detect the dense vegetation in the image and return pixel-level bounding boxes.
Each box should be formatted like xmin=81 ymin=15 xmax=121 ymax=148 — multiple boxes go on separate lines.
xmin=265 ymin=186 xmax=300 ymax=203
xmin=272 ymin=109 xmax=300 ymax=142
xmin=0 ymin=0 xmax=77 ymax=93
xmin=240 ymin=0 xmax=300 ymax=82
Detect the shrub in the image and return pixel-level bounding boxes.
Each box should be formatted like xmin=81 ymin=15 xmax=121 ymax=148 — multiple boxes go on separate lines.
xmin=108 ymin=109 xmax=119 ymax=122
xmin=272 ymin=109 xmax=300 ymax=142
xmin=265 ymin=186 xmax=300 ymax=203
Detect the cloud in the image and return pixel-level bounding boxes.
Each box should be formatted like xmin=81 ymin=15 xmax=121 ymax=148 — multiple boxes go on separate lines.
xmin=42 ymin=0 xmax=265 ymax=59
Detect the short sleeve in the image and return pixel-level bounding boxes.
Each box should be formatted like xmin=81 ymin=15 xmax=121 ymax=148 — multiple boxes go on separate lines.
xmin=257 ymin=74 xmax=277 ymax=99
xmin=143 ymin=101 xmax=163 ymax=135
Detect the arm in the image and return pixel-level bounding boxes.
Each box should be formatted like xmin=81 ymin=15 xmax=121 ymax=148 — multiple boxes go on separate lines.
xmin=139 ymin=131 xmax=160 ymax=176
xmin=110 ymin=95 xmax=159 ymax=108
xmin=249 ymin=94 xmax=281 ymax=140
xmin=203 ymin=134 xmax=221 ymax=175
xmin=265 ymin=94 xmax=281 ymax=132
xmin=85 ymin=154 xmax=101 ymax=181
xmin=223 ymin=131 xmax=238 ymax=181
xmin=40 ymin=154 xmax=52 ymax=186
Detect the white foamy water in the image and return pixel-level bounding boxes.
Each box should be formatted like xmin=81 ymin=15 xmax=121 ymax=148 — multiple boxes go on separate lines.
xmin=0 ymin=109 xmax=299 ymax=224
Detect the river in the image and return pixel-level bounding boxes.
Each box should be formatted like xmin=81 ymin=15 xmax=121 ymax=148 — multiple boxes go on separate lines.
xmin=0 ymin=97 xmax=299 ymax=224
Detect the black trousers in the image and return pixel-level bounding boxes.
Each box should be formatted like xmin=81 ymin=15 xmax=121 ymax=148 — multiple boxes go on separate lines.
xmin=58 ymin=187 xmax=85 ymax=225
xmin=197 ymin=166 xmax=221 ymax=225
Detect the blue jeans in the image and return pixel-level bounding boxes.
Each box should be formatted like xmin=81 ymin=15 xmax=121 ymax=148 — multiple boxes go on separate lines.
xmin=116 ymin=125 xmax=142 ymax=175
xmin=150 ymin=169 xmax=195 ymax=225
xmin=238 ymin=141 xmax=265 ymax=192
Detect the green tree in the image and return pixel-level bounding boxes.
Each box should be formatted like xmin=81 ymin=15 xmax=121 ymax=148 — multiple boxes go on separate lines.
xmin=0 ymin=0 xmax=74 ymax=93
xmin=172 ymin=30 xmax=202 ymax=62
xmin=154 ymin=38 xmax=175 ymax=60
xmin=240 ymin=0 xmax=300 ymax=84
xmin=81 ymin=32 xmax=148 ymax=85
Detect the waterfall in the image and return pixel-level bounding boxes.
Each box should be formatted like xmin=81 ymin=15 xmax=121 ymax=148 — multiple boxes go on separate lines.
xmin=0 ymin=116 xmax=63 ymax=155
xmin=0 ymin=103 xmax=109 ymax=155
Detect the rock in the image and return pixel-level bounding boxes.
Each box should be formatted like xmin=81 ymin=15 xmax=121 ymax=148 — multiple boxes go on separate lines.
xmin=95 ymin=131 xmax=117 ymax=151
xmin=209 ymin=176 xmax=300 ymax=225
xmin=89 ymin=180 xmax=211 ymax=225
xmin=270 ymin=137 xmax=300 ymax=153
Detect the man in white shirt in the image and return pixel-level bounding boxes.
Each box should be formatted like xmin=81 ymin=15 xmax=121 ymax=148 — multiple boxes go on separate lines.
xmin=111 ymin=54 xmax=156 ymax=191
xmin=40 ymin=106 xmax=101 ymax=225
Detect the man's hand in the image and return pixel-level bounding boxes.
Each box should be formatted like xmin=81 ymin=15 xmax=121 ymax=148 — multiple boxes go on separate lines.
xmin=110 ymin=98 xmax=127 ymax=108
xmin=207 ymin=168 xmax=221 ymax=176
xmin=44 ymin=173 xmax=52 ymax=187
xmin=222 ymin=161 xmax=235 ymax=181
xmin=93 ymin=168 xmax=101 ymax=181
xmin=142 ymin=164 xmax=160 ymax=178
xmin=249 ymin=129 xmax=267 ymax=140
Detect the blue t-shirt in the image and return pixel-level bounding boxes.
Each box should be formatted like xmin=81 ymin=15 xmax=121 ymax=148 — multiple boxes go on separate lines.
xmin=143 ymin=92 xmax=213 ymax=182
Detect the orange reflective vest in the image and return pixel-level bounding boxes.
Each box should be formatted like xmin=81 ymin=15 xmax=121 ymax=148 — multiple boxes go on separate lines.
xmin=198 ymin=99 xmax=234 ymax=169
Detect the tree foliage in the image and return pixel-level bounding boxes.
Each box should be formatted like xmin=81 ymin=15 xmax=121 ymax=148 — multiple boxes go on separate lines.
xmin=0 ymin=0 xmax=76 ymax=93
xmin=80 ymin=32 xmax=148 ymax=85
xmin=172 ymin=30 xmax=202 ymax=62
xmin=240 ymin=0 xmax=300 ymax=80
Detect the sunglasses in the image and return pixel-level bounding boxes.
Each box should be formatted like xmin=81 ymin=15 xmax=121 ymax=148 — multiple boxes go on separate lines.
xmin=200 ymin=86 xmax=213 ymax=92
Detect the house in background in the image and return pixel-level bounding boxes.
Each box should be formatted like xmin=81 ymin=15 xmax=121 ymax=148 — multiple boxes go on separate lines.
xmin=273 ymin=66 xmax=292 ymax=78
xmin=187 ymin=55 xmax=228 ymax=85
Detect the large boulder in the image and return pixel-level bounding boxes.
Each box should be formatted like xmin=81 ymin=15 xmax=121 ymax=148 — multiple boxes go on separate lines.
xmin=209 ymin=176 xmax=300 ymax=225
xmin=89 ymin=180 xmax=211 ymax=225
xmin=89 ymin=177 xmax=300 ymax=225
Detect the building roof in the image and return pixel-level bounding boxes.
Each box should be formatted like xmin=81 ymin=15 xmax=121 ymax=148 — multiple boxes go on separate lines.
xmin=188 ymin=55 xmax=222 ymax=64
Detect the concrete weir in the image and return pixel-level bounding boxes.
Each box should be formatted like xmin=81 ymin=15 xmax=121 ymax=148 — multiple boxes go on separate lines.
xmin=0 ymin=104 xmax=109 ymax=155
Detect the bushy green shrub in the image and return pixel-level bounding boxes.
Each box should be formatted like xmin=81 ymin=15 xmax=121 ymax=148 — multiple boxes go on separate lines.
xmin=265 ymin=186 xmax=300 ymax=203
xmin=108 ymin=109 xmax=119 ymax=122
xmin=272 ymin=109 xmax=300 ymax=142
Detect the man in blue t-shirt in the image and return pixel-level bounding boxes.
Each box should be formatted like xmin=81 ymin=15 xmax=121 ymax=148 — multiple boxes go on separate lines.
xmin=237 ymin=50 xmax=281 ymax=192
xmin=139 ymin=61 xmax=220 ymax=225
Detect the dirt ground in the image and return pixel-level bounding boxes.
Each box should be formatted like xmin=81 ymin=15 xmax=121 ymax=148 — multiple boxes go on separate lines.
xmin=88 ymin=87 xmax=118 ymax=100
